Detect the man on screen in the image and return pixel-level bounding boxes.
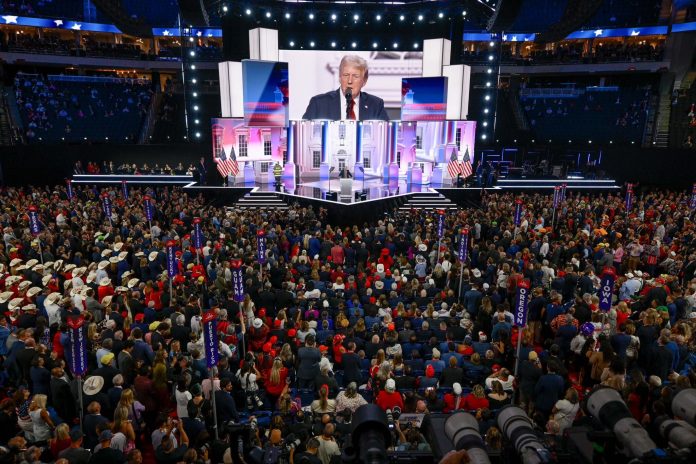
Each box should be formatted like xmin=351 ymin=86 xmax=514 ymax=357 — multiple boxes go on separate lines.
xmin=302 ymin=55 xmax=389 ymax=121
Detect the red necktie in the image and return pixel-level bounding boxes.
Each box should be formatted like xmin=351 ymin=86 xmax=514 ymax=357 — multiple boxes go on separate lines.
xmin=347 ymin=99 xmax=356 ymax=120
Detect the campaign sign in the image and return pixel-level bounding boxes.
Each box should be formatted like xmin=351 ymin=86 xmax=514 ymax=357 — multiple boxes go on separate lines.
xmin=144 ymin=195 xmax=154 ymax=221
xmin=514 ymin=199 xmax=523 ymax=226
xmin=166 ymin=240 xmax=178 ymax=278
xmin=28 ymin=206 xmax=40 ymax=235
xmin=231 ymin=259 xmax=244 ymax=302
xmin=257 ymin=230 xmax=267 ymax=264
xmin=193 ymin=218 xmax=203 ymax=249
xmin=599 ymin=270 xmax=616 ymax=312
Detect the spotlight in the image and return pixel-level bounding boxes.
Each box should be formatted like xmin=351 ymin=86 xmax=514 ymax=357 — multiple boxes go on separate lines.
xmin=489 ymin=41 xmax=495 ymax=47
xmin=331 ymin=41 xmax=336 ymax=48
xmin=413 ymin=43 xmax=419 ymax=49
xmin=482 ymin=134 xmax=487 ymax=139
xmin=331 ymin=13 xmax=337 ymax=20
xmin=353 ymin=14 xmax=359 ymax=21
xmin=376 ymin=14 xmax=381 ymax=21
xmin=310 ymin=41 xmax=315 ymax=47
xmin=486 ymin=82 xmax=491 ymax=87
xmin=265 ymin=11 xmax=271 ymax=18
xmin=189 ymin=51 xmax=195 ymax=56
xmin=438 ymin=12 xmax=444 ymax=18
xmin=190 ymin=64 xmax=196 ymax=70
xmin=487 ymin=69 xmax=493 ymax=74
xmin=196 ymin=132 xmax=201 ymax=138
xmin=191 ymin=78 xmax=197 ymax=84
xmin=192 ymin=92 xmax=198 ymax=97
xmin=485 ymin=95 xmax=490 ymax=101
xmin=309 ymin=13 xmax=314 ymax=20
xmin=488 ymin=55 xmax=494 ymax=60
xmin=483 ymin=122 xmax=488 ymax=127
xmin=222 ymin=5 xmax=228 ymax=12
xmin=588 ymin=140 xmax=592 ymax=144
xmin=418 ymin=14 xmax=423 ymax=21
xmin=351 ymin=42 xmax=357 ymax=48
xmin=285 ymin=12 xmax=290 ymax=19
xmin=399 ymin=15 xmax=405 ymax=21
xmin=195 ymin=119 xmax=199 ymax=124
xmin=393 ymin=42 xmax=399 ymax=49
xmin=462 ymin=10 xmax=467 ymax=15
xmin=372 ymin=42 xmax=378 ymax=48
xmin=484 ymin=108 xmax=489 ymax=113
xmin=289 ymin=41 xmax=295 ymax=47
xmin=193 ymin=105 xmax=199 ymax=111
xmin=245 ymin=8 xmax=251 ymax=15
xmin=609 ymin=140 xmax=613 ymax=144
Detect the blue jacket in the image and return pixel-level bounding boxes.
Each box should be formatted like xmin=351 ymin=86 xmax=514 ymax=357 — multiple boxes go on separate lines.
xmin=302 ymin=89 xmax=389 ymax=121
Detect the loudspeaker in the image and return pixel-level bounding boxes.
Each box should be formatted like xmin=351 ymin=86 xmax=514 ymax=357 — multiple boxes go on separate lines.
xmin=326 ymin=192 xmax=338 ymax=201
xmin=177 ymin=0 xmax=210 ymax=27
xmin=486 ymin=0 xmax=524 ymax=32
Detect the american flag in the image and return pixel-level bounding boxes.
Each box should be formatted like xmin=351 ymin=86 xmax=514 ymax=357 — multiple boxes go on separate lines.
xmin=447 ymin=147 xmax=462 ymax=178
xmin=215 ymin=146 xmax=239 ymax=178
xmin=460 ymin=146 xmax=472 ymax=178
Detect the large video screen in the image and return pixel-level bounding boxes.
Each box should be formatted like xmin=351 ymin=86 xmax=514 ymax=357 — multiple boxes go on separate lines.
xmin=211 ymin=118 xmax=285 ymax=163
xmin=242 ymin=60 xmax=289 ymax=126
xmin=278 ymin=50 xmax=423 ymax=120
xmin=401 ymin=77 xmax=448 ymax=121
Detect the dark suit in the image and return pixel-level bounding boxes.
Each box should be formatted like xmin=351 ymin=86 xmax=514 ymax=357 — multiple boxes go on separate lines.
xmin=303 ymin=89 xmax=389 ymax=121
xmin=51 ymin=377 xmax=77 ymax=423
xmin=215 ymin=389 xmax=239 ymax=423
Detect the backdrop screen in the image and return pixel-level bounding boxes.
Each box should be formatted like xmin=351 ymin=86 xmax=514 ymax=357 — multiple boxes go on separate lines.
xmin=401 ymin=77 xmax=448 ymax=121
xmin=242 ymin=60 xmax=289 ymax=126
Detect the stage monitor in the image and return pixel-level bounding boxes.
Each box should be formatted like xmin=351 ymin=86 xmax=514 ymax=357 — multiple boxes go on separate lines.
xmin=211 ymin=118 xmax=285 ymax=164
xmin=401 ymin=77 xmax=448 ymax=121
xmin=242 ymin=60 xmax=289 ymax=126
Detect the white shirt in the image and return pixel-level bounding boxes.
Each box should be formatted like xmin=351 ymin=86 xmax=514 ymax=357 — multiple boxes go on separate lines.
xmin=339 ymin=90 xmax=360 ymax=121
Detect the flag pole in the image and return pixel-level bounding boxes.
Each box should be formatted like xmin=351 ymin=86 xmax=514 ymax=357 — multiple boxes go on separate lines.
xmin=77 ymin=374 xmax=83 ymax=430
xmin=209 ymin=367 xmax=219 ymax=440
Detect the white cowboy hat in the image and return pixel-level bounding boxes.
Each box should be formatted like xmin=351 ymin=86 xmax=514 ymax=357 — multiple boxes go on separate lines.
xmin=5 ymin=276 xmax=21 ymax=286
xmin=113 ymin=242 xmax=124 ymax=252
xmin=26 ymin=287 xmax=42 ymax=298
xmin=252 ymin=318 xmax=263 ymax=329
xmin=18 ymin=281 xmax=31 ymax=290
xmin=0 ymin=291 xmax=13 ymax=304
xmin=25 ymin=259 xmax=38 ymax=268
xmin=41 ymin=275 xmax=52 ymax=286
xmin=99 ymin=278 xmax=111 ymax=287
xmin=118 ymin=251 xmax=128 ymax=261
xmin=21 ymin=304 xmax=37 ymax=311
xmin=115 ymin=286 xmax=128 ymax=292
xmin=8 ymin=298 xmax=24 ymax=311
xmin=127 ymin=278 xmax=140 ymax=289
xmin=54 ymin=260 xmax=64 ymax=271
xmin=63 ymin=264 xmax=76 ymax=273
xmin=98 ymin=261 xmax=110 ymax=270
xmin=83 ymin=376 xmax=105 ymax=395
xmin=374 ymin=280 xmax=384 ymax=290
xmin=376 ymin=263 xmax=385 ymax=273
xmin=134 ymin=251 xmax=145 ymax=258
xmin=43 ymin=261 xmax=54 ymax=270
xmin=45 ymin=293 xmax=62 ymax=305
xmin=9 ymin=259 xmax=22 ymax=267
xmin=148 ymin=252 xmax=158 ymax=262
xmin=121 ymin=271 xmax=132 ymax=280
xmin=101 ymin=249 xmax=113 ymax=258
xmin=14 ymin=265 xmax=26 ymax=271
xmin=73 ymin=267 xmax=86 ymax=277
xmin=109 ymin=257 xmax=120 ymax=265
xmin=101 ymin=295 xmax=113 ymax=306
xmin=86 ymin=272 xmax=97 ymax=284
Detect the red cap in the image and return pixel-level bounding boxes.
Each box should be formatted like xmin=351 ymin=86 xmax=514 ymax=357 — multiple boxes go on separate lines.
xmin=134 ymin=313 xmax=144 ymax=322
xmin=319 ymin=345 xmax=329 ymax=352
xmin=274 ymin=319 xmax=282 ymax=328
xmin=270 ymin=336 xmax=278 ymax=344
xmin=263 ymin=342 xmax=272 ymax=352
xmin=287 ymin=329 xmax=297 ymax=338
xmin=258 ymin=308 xmax=266 ymax=317
xmin=387 ymin=323 xmax=395 ymax=331
xmin=425 ymin=364 xmax=435 ymax=378
xmin=492 ymin=364 xmax=501 ymax=373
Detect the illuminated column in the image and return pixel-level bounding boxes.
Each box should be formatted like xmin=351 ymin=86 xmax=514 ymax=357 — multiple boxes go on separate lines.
xmin=283 ymin=122 xmax=296 ymax=181
xmin=354 ymin=121 xmax=364 ymax=181
xmin=319 ymin=121 xmax=330 ymax=181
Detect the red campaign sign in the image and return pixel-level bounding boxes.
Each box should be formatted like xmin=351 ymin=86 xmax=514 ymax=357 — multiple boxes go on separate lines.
xmin=202 ymin=311 xmax=217 ymax=324
xmin=231 ymin=259 xmax=243 ymax=269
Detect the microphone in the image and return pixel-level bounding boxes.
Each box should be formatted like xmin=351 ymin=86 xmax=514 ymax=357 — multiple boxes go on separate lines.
xmin=345 ymin=88 xmax=353 ymax=119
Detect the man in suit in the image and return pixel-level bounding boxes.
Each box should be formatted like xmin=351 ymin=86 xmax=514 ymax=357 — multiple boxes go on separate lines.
xmin=303 ymin=55 xmax=389 ymax=121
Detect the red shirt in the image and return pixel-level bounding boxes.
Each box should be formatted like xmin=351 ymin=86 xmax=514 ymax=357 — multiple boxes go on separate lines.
xmin=375 ymin=390 xmax=404 ymax=412
xmin=462 ymin=394 xmax=489 ymax=411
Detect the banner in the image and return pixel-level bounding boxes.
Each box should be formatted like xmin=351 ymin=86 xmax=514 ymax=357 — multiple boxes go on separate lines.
xmin=143 ymin=195 xmax=154 ymax=221
xmin=458 ymin=228 xmax=469 ymax=262
xmin=437 ymin=210 xmax=445 ymax=239
xmin=121 ymin=180 xmax=129 ymax=199
xmin=514 ymin=199 xmax=523 ymax=226
xmin=599 ymin=269 xmax=616 ymax=312
xmin=553 ymin=186 xmax=560 ymax=209
xmin=257 ymin=230 xmax=267 ymax=264
xmin=166 ymin=240 xmax=178 ymax=277
xmin=28 ymin=206 xmax=40 ymax=235
xmin=101 ymin=193 xmax=112 ymax=219
xmin=193 ymin=218 xmax=203 ymax=249
xmin=202 ymin=311 xmax=219 ymax=368
xmin=67 ymin=316 xmax=88 ymax=376
xmin=625 ymin=183 xmax=633 ymax=212
xmin=514 ymin=280 xmax=530 ymax=327
xmin=690 ymin=183 xmax=696 ymax=210
xmin=560 ymin=183 xmax=567 ymax=202
xmin=231 ymin=259 xmax=244 ymax=302
xmin=66 ymin=180 xmax=73 ymax=200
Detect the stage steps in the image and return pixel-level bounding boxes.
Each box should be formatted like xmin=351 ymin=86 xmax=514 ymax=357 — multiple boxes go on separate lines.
xmin=399 ymin=192 xmax=457 ymax=212
xmin=231 ymin=191 xmax=289 ymax=211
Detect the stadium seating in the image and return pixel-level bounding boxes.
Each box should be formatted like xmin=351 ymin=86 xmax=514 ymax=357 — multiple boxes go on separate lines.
xmin=15 ymin=74 xmax=152 ymax=143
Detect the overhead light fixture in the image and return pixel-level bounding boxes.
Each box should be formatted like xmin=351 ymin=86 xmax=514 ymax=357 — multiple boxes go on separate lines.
xmin=393 ymin=42 xmax=399 ymax=49
xmin=372 ymin=42 xmax=378 ymax=48
xmin=331 ymin=13 xmax=337 ymax=20
xmin=351 ymin=42 xmax=357 ymax=48
xmin=222 ymin=6 xmax=228 ymax=12
xmin=438 ymin=12 xmax=444 ymax=18
xmin=285 ymin=12 xmax=291 ymax=19
xmin=309 ymin=13 xmax=314 ymax=20
xmin=376 ymin=14 xmax=382 ymax=21
xmin=353 ymin=14 xmax=359 ymax=21
xmin=289 ymin=41 xmax=295 ymax=47
xmin=413 ymin=43 xmax=419 ymax=49
xmin=265 ymin=11 xmax=271 ymax=18
xmin=245 ymin=8 xmax=251 ymax=15
xmin=331 ymin=41 xmax=336 ymax=48
xmin=399 ymin=15 xmax=405 ymax=21
xmin=310 ymin=41 xmax=315 ymax=47
xmin=418 ymin=14 xmax=423 ymax=21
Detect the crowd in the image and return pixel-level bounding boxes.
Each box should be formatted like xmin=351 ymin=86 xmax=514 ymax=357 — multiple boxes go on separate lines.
xmin=0 ymin=183 xmax=694 ymax=464
xmin=14 ymin=74 xmax=152 ymax=143
xmin=73 ymin=160 xmax=197 ymax=176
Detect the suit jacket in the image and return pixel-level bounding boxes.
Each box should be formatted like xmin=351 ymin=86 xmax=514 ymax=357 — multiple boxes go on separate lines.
xmin=214 ymin=390 xmax=239 ymax=423
xmin=50 ymin=377 xmax=77 ymax=423
xmin=303 ymin=89 xmax=389 ymax=121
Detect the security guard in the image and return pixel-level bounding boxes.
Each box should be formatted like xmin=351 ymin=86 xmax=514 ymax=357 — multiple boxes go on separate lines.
xmin=273 ymin=162 xmax=283 ymax=186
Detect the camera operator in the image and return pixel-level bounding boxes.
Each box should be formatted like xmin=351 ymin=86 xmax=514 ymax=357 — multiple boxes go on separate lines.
xmin=392 ymin=420 xmax=432 ymax=452
xmin=314 ymin=423 xmax=341 ymax=464
xmin=291 ymin=437 xmax=321 ymax=464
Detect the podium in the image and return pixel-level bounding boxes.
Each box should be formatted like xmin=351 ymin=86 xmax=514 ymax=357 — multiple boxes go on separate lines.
xmin=340 ymin=178 xmax=353 ymax=198
xmin=243 ymin=163 xmax=255 ymax=184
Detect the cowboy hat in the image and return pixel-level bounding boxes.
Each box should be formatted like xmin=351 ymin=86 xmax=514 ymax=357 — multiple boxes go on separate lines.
xmin=118 ymin=251 xmax=128 ymax=261
xmin=86 ymin=272 xmax=97 ymax=284
xmin=8 ymin=298 xmax=24 ymax=311
xmin=14 ymin=265 xmax=26 ymax=272
xmin=5 ymin=276 xmax=21 ymax=286
xmin=374 ymin=280 xmax=384 ymax=290
xmin=25 ymin=259 xmax=38 ymax=268
xmin=148 ymin=252 xmax=158 ymax=262
xmin=134 ymin=251 xmax=145 ymax=258
xmin=101 ymin=295 xmax=113 ymax=306
xmin=113 ymin=242 xmax=124 ymax=252
xmin=98 ymin=261 xmax=110 ymax=270
xmin=26 ymin=287 xmax=42 ymax=298
xmin=9 ymin=258 xmax=22 ymax=267
xmin=252 ymin=318 xmax=263 ymax=329
xmin=101 ymin=249 xmax=113 ymax=258
xmin=41 ymin=275 xmax=52 ymax=286
xmin=21 ymin=304 xmax=37 ymax=312
xmin=127 ymin=278 xmax=140 ymax=289
xmin=83 ymin=376 xmax=105 ymax=395
xmin=18 ymin=281 xmax=31 ymax=290
xmin=99 ymin=278 xmax=111 ymax=287
xmin=64 ymin=264 xmax=76 ymax=273
xmin=121 ymin=271 xmax=132 ymax=280
xmin=45 ymin=293 xmax=62 ymax=305
xmin=115 ymin=286 xmax=128 ymax=293
xmin=53 ymin=259 xmax=64 ymax=271
xmin=0 ymin=291 xmax=13 ymax=304
xmin=108 ymin=257 xmax=120 ymax=265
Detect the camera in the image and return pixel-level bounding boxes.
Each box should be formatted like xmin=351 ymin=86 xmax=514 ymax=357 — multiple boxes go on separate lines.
xmin=284 ymin=433 xmax=302 ymax=451
xmin=386 ymin=407 xmax=401 ymax=430
xmin=444 ymin=412 xmax=491 ymax=464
